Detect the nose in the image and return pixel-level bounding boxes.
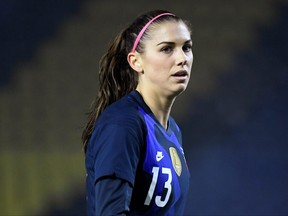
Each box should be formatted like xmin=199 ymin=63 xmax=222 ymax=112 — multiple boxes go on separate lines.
xmin=176 ymin=49 xmax=188 ymax=66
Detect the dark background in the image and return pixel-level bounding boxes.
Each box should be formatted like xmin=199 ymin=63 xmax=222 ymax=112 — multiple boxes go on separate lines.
xmin=1 ymin=0 xmax=287 ymax=215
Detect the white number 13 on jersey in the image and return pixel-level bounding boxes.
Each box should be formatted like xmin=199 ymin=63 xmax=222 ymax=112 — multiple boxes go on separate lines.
xmin=144 ymin=167 xmax=172 ymax=207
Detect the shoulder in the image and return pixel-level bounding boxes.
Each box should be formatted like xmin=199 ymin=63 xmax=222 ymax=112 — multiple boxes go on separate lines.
xmin=169 ymin=116 xmax=182 ymax=142
xmin=90 ymin=92 xmax=148 ymax=145
xmin=96 ymin=93 xmax=145 ymax=131
xmin=86 ymin=93 xmax=147 ymax=184
xmin=169 ymin=116 xmax=181 ymax=133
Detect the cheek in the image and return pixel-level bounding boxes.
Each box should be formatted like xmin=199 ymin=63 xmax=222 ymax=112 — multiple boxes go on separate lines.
xmin=145 ymin=56 xmax=171 ymax=72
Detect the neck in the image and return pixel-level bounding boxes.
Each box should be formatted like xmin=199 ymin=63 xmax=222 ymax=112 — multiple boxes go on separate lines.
xmin=136 ymin=87 xmax=175 ymax=130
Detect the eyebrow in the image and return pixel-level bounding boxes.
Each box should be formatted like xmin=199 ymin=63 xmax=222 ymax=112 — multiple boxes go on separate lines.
xmin=156 ymin=40 xmax=192 ymax=46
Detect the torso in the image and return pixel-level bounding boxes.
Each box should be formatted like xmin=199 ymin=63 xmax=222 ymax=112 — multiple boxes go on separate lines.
xmin=130 ymin=103 xmax=190 ymax=215
xmin=86 ymin=90 xmax=190 ymax=215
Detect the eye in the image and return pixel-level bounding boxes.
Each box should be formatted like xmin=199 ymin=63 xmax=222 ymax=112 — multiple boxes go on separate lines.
xmin=183 ymin=44 xmax=192 ymax=53
xmin=160 ymin=46 xmax=173 ymax=54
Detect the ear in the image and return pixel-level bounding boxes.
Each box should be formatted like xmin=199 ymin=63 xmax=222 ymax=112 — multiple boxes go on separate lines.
xmin=127 ymin=52 xmax=143 ymax=73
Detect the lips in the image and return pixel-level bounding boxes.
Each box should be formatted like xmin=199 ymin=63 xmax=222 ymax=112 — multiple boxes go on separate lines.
xmin=172 ymin=70 xmax=188 ymax=77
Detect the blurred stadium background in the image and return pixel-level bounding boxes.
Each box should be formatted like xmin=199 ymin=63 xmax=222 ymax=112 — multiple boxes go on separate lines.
xmin=0 ymin=0 xmax=287 ymax=215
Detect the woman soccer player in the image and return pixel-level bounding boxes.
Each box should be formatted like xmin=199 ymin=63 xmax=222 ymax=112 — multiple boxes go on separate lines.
xmin=82 ymin=9 xmax=193 ymax=215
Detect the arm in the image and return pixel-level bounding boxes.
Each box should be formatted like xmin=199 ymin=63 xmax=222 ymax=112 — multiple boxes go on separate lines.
xmin=90 ymin=121 xmax=145 ymax=215
xmin=95 ymin=176 xmax=132 ymax=215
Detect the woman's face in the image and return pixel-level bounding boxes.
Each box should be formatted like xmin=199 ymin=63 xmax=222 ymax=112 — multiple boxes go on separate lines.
xmin=137 ymin=21 xmax=193 ymax=97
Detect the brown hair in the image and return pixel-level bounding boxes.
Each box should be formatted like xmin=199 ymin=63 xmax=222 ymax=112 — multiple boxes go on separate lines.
xmin=82 ymin=10 xmax=189 ymax=152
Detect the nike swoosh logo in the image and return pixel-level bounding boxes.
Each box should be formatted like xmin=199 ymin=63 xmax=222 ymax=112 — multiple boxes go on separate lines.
xmin=156 ymin=155 xmax=164 ymax=162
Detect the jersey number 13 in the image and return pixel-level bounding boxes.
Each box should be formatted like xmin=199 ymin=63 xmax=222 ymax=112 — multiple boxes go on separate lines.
xmin=144 ymin=167 xmax=172 ymax=207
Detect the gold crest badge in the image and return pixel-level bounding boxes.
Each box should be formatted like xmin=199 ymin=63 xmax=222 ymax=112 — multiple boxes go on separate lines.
xmin=169 ymin=147 xmax=182 ymax=176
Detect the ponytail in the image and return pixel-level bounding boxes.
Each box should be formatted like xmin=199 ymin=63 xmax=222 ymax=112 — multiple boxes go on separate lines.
xmin=82 ymin=29 xmax=137 ymax=152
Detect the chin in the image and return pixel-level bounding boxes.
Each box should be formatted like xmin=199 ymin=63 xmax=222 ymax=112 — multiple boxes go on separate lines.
xmin=170 ymin=86 xmax=187 ymax=97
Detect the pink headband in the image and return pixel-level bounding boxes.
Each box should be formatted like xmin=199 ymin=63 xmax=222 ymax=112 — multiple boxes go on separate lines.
xmin=131 ymin=13 xmax=175 ymax=52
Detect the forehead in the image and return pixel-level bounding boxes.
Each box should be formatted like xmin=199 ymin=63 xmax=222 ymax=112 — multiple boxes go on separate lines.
xmin=146 ymin=21 xmax=191 ymax=44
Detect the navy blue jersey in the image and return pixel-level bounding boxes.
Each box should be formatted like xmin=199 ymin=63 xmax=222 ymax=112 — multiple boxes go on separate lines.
xmin=85 ymin=90 xmax=190 ymax=215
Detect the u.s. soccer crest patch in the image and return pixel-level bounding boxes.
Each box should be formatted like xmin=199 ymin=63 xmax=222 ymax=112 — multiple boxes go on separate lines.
xmin=169 ymin=147 xmax=182 ymax=176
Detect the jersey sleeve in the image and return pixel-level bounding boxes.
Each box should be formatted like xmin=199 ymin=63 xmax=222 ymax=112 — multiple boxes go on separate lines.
xmin=90 ymin=122 xmax=144 ymax=186
xmin=95 ymin=176 xmax=132 ymax=215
